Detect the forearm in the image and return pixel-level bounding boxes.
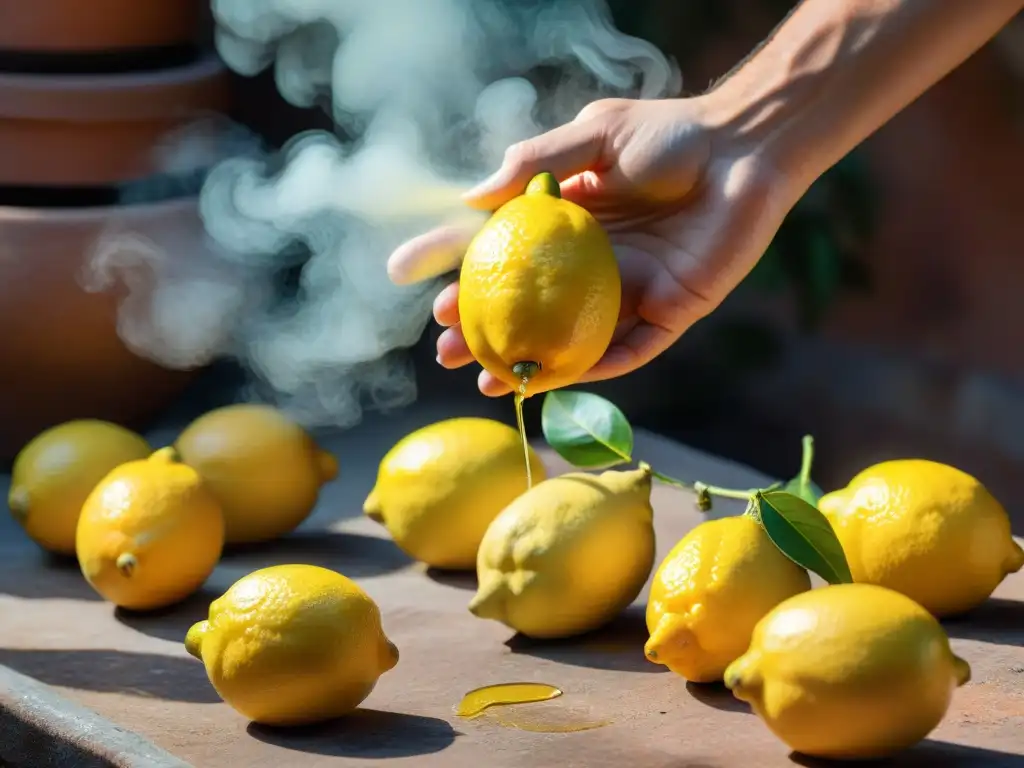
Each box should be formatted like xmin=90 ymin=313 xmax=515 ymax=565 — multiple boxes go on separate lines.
xmin=704 ymin=0 xmax=1023 ymax=192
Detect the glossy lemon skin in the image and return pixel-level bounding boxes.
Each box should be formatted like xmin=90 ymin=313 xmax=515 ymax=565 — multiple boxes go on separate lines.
xmin=458 ymin=174 xmax=621 ymax=395
xmin=819 ymin=459 xmax=1024 ymax=617
xmin=470 ymin=466 xmax=655 ymax=639
xmin=76 ymin=447 xmax=225 ymax=610
xmin=645 ymin=515 xmax=811 ymax=682
xmin=725 ymin=583 xmax=971 ymax=760
xmin=175 ymin=404 xmax=339 ymax=545
xmin=8 ymin=420 xmax=151 ymax=555
xmin=186 ymin=564 xmax=399 ymax=727
xmin=364 ymin=417 xmax=546 ymax=569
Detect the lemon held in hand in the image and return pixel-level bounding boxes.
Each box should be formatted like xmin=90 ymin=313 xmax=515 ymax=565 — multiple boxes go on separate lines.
xmin=8 ymin=420 xmax=152 ymax=555
xmin=364 ymin=417 xmax=546 ymax=569
xmin=76 ymin=447 xmax=224 ymax=611
xmin=645 ymin=515 xmax=811 ymax=683
xmin=175 ymin=404 xmax=339 ymax=545
xmin=819 ymin=459 xmax=1024 ymax=617
xmin=471 ymin=465 xmax=654 ymax=639
xmin=725 ymin=583 xmax=971 ymax=760
xmin=458 ymin=171 xmax=621 ymax=395
xmin=185 ymin=564 xmax=399 ymax=727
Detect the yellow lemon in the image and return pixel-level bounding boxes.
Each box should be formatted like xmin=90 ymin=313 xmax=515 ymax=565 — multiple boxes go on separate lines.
xmin=76 ymin=447 xmax=224 ymax=610
xmin=819 ymin=459 xmax=1024 ymax=617
xmin=645 ymin=515 xmax=811 ymax=683
xmin=175 ymin=404 xmax=339 ymax=545
xmin=470 ymin=465 xmax=654 ymax=639
xmin=185 ymin=564 xmax=399 ymax=726
xmin=458 ymin=171 xmax=621 ymax=395
xmin=364 ymin=417 xmax=545 ymax=569
xmin=725 ymin=583 xmax=971 ymax=760
xmin=8 ymin=420 xmax=152 ymax=555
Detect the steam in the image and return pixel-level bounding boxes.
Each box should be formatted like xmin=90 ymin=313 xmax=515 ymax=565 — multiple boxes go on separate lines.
xmin=85 ymin=0 xmax=680 ymax=429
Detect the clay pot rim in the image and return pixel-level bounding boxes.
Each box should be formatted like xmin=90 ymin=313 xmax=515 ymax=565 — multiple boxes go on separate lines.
xmin=0 ymin=196 xmax=199 ymax=226
xmin=0 ymin=53 xmax=228 ymax=121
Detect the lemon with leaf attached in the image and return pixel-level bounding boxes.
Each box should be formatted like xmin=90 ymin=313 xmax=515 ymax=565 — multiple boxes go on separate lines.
xmin=645 ymin=514 xmax=811 ymax=682
xmin=458 ymin=171 xmax=621 ymax=395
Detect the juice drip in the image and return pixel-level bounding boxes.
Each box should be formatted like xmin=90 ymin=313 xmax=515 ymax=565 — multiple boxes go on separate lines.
xmin=456 ymin=682 xmax=562 ymax=718
xmin=515 ymin=376 xmax=532 ymax=489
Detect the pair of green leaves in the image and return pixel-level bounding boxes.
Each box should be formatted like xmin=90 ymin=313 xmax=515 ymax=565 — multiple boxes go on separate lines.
xmin=541 ymin=389 xmax=853 ymax=586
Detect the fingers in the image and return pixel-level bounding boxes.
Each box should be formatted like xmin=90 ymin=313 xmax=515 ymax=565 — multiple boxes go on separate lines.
xmin=387 ymin=224 xmax=477 ymax=286
xmin=478 ymin=370 xmax=513 ymax=398
xmin=432 ymin=281 xmax=459 ymax=326
xmin=435 ymin=324 xmax=473 ymax=369
xmin=434 ymin=323 xmax=513 ymax=396
xmin=462 ymin=118 xmax=609 ymax=212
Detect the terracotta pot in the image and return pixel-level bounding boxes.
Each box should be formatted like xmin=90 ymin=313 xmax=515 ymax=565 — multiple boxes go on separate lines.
xmin=0 ymin=0 xmax=202 ymax=53
xmin=0 ymin=197 xmax=217 ymax=461
xmin=0 ymin=52 xmax=231 ymax=187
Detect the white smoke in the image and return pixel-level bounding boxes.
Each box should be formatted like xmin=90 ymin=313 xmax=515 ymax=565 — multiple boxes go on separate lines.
xmin=85 ymin=0 xmax=680 ymax=429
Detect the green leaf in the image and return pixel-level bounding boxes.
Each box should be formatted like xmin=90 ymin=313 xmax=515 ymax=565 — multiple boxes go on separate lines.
xmin=541 ymin=390 xmax=633 ymax=469
xmin=783 ymin=475 xmax=824 ymax=506
xmin=757 ymin=491 xmax=853 ymax=585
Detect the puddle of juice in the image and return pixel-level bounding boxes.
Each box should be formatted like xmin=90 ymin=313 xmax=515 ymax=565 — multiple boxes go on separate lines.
xmin=455 ymin=682 xmax=612 ymax=734
xmin=456 ymin=682 xmax=562 ymax=718
xmin=514 ymin=376 xmax=532 ymax=489
xmin=490 ymin=710 xmax=612 ymax=734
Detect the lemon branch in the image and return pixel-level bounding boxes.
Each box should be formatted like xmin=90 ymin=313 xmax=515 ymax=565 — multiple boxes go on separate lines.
xmin=643 ymin=465 xmax=759 ymax=503
xmin=540 ymin=390 xmax=817 ymax=513
xmin=797 ymin=434 xmax=815 ymax=487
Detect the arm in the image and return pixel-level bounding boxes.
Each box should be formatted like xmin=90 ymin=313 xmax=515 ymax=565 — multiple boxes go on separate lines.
xmin=705 ymin=0 xmax=1024 ymax=193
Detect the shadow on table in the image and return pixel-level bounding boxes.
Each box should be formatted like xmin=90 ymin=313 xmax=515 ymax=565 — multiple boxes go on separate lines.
xmin=0 ymin=552 xmax=102 ymax=601
xmin=790 ymin=739 xmax=1024 ymax=767
xmin=423 ymin=567 xmax=477 ymax=591
xmin=220 ymin=530 xmax=413 ymax=578
xmin=685 ymin=681 xmax=751 ymax=714
xmin=0 ymin=647 xmax=219 ymax=703
xmin=247 ymin=709 xmax=458 ymax=759
xmin=504 ymin=604 xmax=665 ymax=674
xmin=942 ymin=597 xmax=1024 ymax=649
xmin=117 ymin=531 xmax=414 ymax=644
xmin=115 ymin=589 xmax=215 ymax=645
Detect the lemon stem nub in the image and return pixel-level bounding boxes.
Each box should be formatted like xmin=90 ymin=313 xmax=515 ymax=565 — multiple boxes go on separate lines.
xmin=512 ymin=361 xmax=541 ymax=382
xmin=185 ymin=621 xmax=208 ymax=660
xmin=468 ymin=581 xmax=508 ymax=621
xmin=952 ymin=654 xmax=971 ymax=687
xmin=8 ymin=487 xmax=29 ymax=525
xmin=116 ymin=553 xmax=137 ymax=577
xmin=317 ymin=449 xmax=340 ymax=483
xmin=151 ymin=446 xmax=181 ymax=464
xmin=363 ymin=490 xmax=385 ymax=524
xmin=525 ymin=172 xmax=561 ymax=198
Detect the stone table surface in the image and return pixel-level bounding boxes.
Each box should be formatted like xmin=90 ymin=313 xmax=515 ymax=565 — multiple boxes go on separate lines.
xmin=1 ymin=399 xmax=1023 ymax=767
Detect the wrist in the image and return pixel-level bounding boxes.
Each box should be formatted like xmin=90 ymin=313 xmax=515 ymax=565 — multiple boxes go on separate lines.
xmin=692 ymin=83 xmax=816 ymax=214
xmin=696 ymin=44 xmax=833 ymax=201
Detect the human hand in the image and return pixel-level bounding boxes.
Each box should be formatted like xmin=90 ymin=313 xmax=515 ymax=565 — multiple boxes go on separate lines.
xmin=388 ymin=95 xmax=803 ymax=396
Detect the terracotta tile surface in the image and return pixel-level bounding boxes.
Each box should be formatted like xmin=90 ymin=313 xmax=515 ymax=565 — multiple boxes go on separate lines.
xmin=1 ymin=405 xmax=1022 ymax=767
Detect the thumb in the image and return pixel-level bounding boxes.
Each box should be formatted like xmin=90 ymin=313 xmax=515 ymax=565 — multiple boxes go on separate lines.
xmin=463 ymin=118 xmax=607 ymax=211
